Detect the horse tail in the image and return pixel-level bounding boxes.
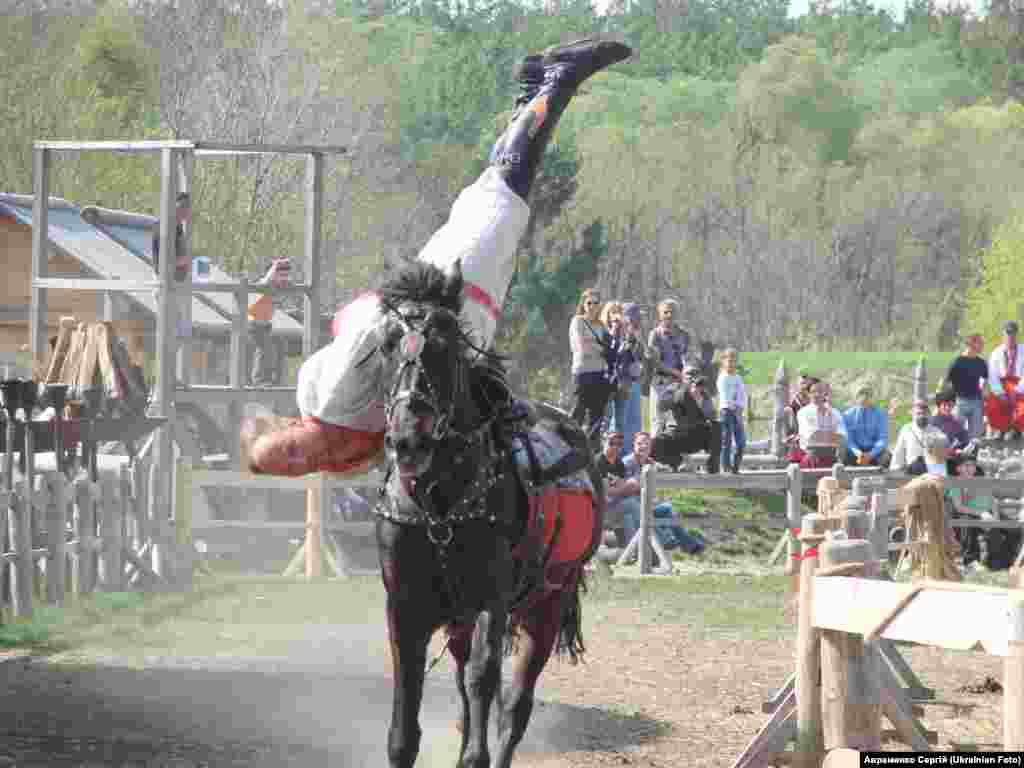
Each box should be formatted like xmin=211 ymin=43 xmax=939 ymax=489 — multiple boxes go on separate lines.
xmin=555 ymin=565 xmax=587 ymax=662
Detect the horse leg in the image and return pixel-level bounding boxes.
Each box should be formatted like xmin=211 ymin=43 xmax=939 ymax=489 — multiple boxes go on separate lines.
xmin=384 ymin=590 xmax=435 ymax=768
xmin=459 ymin=605 xmax=507 ymax=768
xmin=447 ymin=624 xmax=474 ymax=762
xmin=492 ymin=593 xmax=562 ymax=768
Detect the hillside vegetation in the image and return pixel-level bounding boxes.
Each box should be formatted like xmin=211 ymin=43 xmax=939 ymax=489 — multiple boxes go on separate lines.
xmin=4 ymin=1 xmax=1024 ymax=395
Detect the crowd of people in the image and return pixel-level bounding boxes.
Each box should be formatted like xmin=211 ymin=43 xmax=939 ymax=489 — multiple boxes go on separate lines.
xmin=571 ymin=288 xmax=1024 ymax=474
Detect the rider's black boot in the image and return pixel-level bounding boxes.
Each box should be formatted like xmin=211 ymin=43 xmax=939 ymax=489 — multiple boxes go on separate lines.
xmin=490 ymin=38 xmax=632 ymax=201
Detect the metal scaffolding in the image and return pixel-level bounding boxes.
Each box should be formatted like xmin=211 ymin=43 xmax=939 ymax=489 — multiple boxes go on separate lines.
xmin=29 ymin=139 xmax=345 ymax=579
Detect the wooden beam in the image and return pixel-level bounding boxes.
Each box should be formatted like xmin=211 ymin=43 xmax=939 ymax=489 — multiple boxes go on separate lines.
xmin=35 ymin=140 xmax=348 ymax=155
xmin=33 ymin=278 xmax=162 ymax=292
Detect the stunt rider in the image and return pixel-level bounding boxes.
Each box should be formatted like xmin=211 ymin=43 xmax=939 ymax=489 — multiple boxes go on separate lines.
xmin=244 ymin=38 xmax=633 ymax=476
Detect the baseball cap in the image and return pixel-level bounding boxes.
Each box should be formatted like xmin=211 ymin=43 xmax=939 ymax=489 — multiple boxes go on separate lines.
xmin=1006 ymin=321 xmax=1019 ymax=335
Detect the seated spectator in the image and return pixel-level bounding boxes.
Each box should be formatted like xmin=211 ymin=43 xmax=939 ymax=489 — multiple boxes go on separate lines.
xmin=842 ymin=384 xmax=890 ymax=467
xmin=785 ymin=373 xmax=819 ymax=449
xmin=593 ymin=430 xmax=636 ymax=544
xmin=890 ymin=399 xmax=931 ymax=474
xmin=624 ymin=432 xmax=705 ymax=555
xmin=651 ymin=375 xmax=722 ymax=473
xmin=792 ymin=380 xmax=847 ymax=468
xmin=946 ymin=454 xmax=992 ymax=519
xmin=930 ymin=388 xmax=970 ymax=452
xmin=911 ymin=427 xmax=952 ymax=477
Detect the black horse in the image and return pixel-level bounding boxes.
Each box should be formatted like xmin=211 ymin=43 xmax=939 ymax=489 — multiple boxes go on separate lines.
xmin=372 ymin=261 xmax=605 ymax=768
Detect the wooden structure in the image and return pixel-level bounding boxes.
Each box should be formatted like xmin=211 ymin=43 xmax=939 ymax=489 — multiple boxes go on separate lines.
xmin=25 ymin=140 xmax=346 ymax=585
xmin=0 ymin=192 xmax=302 ymax=381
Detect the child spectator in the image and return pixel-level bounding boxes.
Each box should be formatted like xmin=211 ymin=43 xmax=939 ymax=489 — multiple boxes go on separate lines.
xmin=717 ymin=348 xmax=747 ymax=473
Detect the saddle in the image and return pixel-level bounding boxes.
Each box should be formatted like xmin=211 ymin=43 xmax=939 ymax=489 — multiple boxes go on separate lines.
xmin=503 ymin=400 xmax=598 ymax=570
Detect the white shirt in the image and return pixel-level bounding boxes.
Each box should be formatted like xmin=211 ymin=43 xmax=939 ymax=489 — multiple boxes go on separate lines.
xmin=716 ymin=372 xmax=748 ymax=411
xmin=989 ymin=343 xmax=1024 ymax=394
xmin=796 ymin=403 xmax=847 ymax=450
xmin=889 ymin=423 xmax=926 ymax=472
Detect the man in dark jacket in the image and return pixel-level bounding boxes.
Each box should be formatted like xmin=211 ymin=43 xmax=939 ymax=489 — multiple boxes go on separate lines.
xmin=651 ymin=376 xmax=721 ymax=473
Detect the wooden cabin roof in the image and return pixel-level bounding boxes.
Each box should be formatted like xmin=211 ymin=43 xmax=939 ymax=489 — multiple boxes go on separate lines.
xmin=0 ymin=194 xmax=303 ymax=337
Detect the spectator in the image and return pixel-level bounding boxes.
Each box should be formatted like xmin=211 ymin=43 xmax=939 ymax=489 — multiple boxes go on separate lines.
xmin=890 ymin=399 xmax=931 ymax=474
xmin=842 ymin=384 xmax=890 ymax=467
xmin=151 ymin=192 xmax=192 ymax=282
xmin=944 ymin=333 xmax=988 ymax=439
xmin=648 ymin=299 xmax=689 ymax=434
xmin=152 ymin=192 xmax=193 ymax=339
xmin=717 ymin=348 xmax=747 ymax=474
xmin=623 ymin=432 xmax=705 ymax=555
xmin=611 ymin=302 xmax=646 ymax=450
xmin=795 ymin=380 xmax=847 ymax=469
xmin=651 ymin=374 xmax=722 ymax=473
xmin=919 ymin=427 xmax=951 ymax=477
xmin=592 ymin=430 xmax=646 ymax=560
xmin=601 ymin=300 xmax=625 ymax=436
xmin=248 ymin=258 xmax=292 ymax=386
xmin=785 ymin=373 xmax=819 ymax=448
xmin=569 ymin=289 xmax=613 ymax=445
xmin=930 ymin=388 xmax=970 ymax=453
xmin=987 ymin=321 xmax=1024 ymax=439
xmin=946 ymin=454 xmax=992 ymax=519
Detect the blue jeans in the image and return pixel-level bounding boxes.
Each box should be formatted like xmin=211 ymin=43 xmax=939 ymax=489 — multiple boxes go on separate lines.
xmin=720 ymin=409 xmax=746 ymax=469
xmin=620 ymin=499 xmax=705 ymax=554
xmin=608 ymin=381 xmax=643 ymax=451
xmin=955 ymin=397 xmax=984 ymax=440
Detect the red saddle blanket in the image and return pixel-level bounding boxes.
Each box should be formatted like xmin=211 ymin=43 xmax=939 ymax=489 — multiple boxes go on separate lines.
xmin=513 ymin=488 xmax=596 ymax=568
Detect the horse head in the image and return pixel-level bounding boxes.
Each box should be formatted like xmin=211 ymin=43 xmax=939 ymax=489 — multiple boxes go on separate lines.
xmin=380 ymin=260 xmax=476 ymax=483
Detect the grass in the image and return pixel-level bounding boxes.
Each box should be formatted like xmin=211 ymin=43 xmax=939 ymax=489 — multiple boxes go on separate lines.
xmin=741 ymin=350 xmax=952 ymax=388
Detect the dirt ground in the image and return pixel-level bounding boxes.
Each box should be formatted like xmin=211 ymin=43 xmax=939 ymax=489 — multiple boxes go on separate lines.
xmin=0 ymin=576 xmax=1010 ymax=768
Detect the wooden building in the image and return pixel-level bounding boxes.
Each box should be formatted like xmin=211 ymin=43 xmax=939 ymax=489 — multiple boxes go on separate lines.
xmin=0 ymin=193 xmax=302 ymax=382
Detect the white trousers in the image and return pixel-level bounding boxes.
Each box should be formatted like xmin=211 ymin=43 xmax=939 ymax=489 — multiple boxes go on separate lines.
xmin=297 ymin=167 xmax=529 ymax=430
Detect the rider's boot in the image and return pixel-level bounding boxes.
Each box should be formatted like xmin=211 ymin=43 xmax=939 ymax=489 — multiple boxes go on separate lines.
xmin=490 ymin=38 xmax=631 ymax=200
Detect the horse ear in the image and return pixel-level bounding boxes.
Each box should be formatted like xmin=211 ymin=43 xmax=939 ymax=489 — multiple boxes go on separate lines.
xmin=443 ymin=259 xmax=464 ymax=303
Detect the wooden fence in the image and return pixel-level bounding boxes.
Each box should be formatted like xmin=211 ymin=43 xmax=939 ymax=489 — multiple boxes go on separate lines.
xmin=180 ymin=463 xmax=384 ymax=579
xmin=628 ymin=463 xmax=1024 ymax=576
xmin=1 ymin=459 xmax=163 ymax=620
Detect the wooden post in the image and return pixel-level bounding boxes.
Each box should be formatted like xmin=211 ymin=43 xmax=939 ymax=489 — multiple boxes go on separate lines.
xmin=305 ymin=475 xmax=324 ymax=580
xmin=29 ymin=147 xmax=50 ymax=366
xmin=1006 ymin=594 xmax=1024 ymax=750
xmin=175 ymin=151 xmax=194 ymax=388
xmin=8 ymin=484 xmax=33 ymax=618
xmin=45 ymin=472 xmax=66 ymax=605
xmin=74 ymin=477 xmax=95 ymax=596
xmin=227 ymin=280 xmax=248 ymax=468
xmin=638 ymin=464 xmax=654 ymax=575
xmin=795 ymin=513 xmax=828 ymax=768
xmin=304 ymin=152 xmax=325 ymax=359
xmin=174 ymin=456 xmax=194 ymax=587
xmin=771 ymin=359 xmax=789 ymax=461
xmin=152 ymin=147 xmax=179 ymax=585
xmin=786 ymin=463 xmax=803 ymax=591
xmin=97 ymin=473 xmax=123 ymax=591
xmin=868 ymin=492 xmax=889 ymax=568
xmin=913 ymin=357 xmax=928 ymax=405
xmin=819 ymin=538 xmax=881 ymax=752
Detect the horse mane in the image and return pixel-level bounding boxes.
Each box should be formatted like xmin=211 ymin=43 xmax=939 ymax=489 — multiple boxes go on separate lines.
xmin=378 ymin=262 xmax=463 ymax=315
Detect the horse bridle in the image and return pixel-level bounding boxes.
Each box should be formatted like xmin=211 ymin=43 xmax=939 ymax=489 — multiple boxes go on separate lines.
xmin=384 ymin=304 xmax=466 ymax=444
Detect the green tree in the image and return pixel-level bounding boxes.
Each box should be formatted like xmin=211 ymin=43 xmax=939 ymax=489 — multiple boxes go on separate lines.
xmin=965 ymin=212 xmax=1024 ymax=345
